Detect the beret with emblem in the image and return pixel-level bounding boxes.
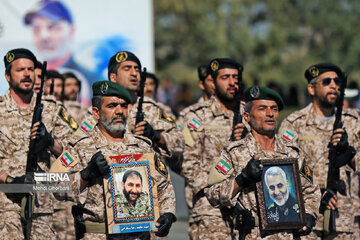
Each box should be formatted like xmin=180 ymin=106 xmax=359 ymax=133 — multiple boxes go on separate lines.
xmin=92 ymin=80 xmax=132 ymax=103
xmin=47 ymin=70 xmax=64 ymax=81
xmin=304 ymin=63 xmax=343 ymax=83
xmin=108 ymin=51 xmax=142 ymax=78
xmin=197 ymin=64 xmax=210 ymax=82
xmin=4 ymin=48 xmax=37 ymax=69
xmin=244 ymin=85 xmax=284 ymax=110
xmin=209 ymin=58 xmax=243 ymax=75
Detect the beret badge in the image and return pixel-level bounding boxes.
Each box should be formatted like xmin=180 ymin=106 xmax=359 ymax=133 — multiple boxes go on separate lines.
xmin=309 ymin=66 xmax=319 ymax=78
xmin=6 ymin=52 xmax=15 ymax=64
xmin=210 ymin=60 xmax=219 ymax=71
xmin=101 ymin=82 xmax=109 ymax=94
xmin=250 ymin=86 xmax=260 ymax=98
xmin=115 ymin=51 xmax=128 ymax=63
xmin=200 ymin=67 xmax=207 ymax=77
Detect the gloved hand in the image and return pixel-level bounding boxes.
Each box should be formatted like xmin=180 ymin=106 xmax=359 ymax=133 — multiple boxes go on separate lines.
xmin=34 ymin=122 xmax=54 ymax=153
xmin=142 ymin=121 xmax=161 ymax=143
xmin=80 ymin=151 xmax=110 ymax=181
xmin=235 ymin=157 xmax=262 ymax=188
xmin=293 ymin=214 xmax=316 ymax=238
xmin=155 ymin=213 xmax=176 ymax=237
xmin=5 ymin=173 xmax=33 ymax=184
xmin=329 ymin=129 xmax=356 ymax=168
xmin=319 ymin=189 xmax=336 ymax=213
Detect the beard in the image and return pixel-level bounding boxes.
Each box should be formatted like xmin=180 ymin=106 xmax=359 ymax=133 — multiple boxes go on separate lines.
xmin=100 ymin=114 xmax=126 ymax=134
xmin=10 ymin=76 xmax=34 ymax=94
xmin=123 ymin=188 xmax=140 ymax=203
xmin=270 ymin=189 xmax=289 ymax=207
xmin=320 ymin=93 xmax=337 ymax=109
xmin=215 ymin=86 xmax=235 ymax=103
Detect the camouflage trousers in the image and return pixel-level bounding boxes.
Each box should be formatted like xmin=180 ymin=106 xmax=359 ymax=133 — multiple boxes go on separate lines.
xmin=313 ymin=230 xmax=356 ymax=240
xmin=30 ymin=213 xmax=57 ymax=240
xmin=0 ymin=211 xmax=23 ymax=240
xmin=242 ymin=227 xmax=319 ymax=240
xmin=188 ymin=215 xmax=235 ymax=240
xmin=53 ymin=206 xmax=75 ymax=240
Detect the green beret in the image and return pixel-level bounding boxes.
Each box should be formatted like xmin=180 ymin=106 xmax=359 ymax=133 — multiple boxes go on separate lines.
xmin=304 ymin=63 xmax=343 ymax=83
xmin=4 ymin=48 xmax=37 ymax=69
xmin=107 ymin=51 xmax=141 ymax=79
xmin=244 ymin=85 xmax=284 ymax=111
xmin=92 ymin=81 xmax=132 ymax=103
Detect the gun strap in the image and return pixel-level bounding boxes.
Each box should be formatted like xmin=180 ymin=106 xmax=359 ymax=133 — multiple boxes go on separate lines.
xmin=85 ymin=221 xmax=106 ymax=233
xmin=192 ymin=188 xmax=206 ymax=206
xmin=20 ymin=194 xmax=35 ymax=220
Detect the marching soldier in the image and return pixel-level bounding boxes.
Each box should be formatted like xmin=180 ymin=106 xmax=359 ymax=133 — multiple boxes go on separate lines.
xmin=205 ymin=86 xmax=320 ymax=239
xmin=52 ymin=81 xmax=176 ymax=239
xmin=0 ymin=48 xmax=73 ymax=239
xmin=182 ymin=58 xmax=246 ymax=239
xmin=279 ymin=63 xmax=360 ymax=239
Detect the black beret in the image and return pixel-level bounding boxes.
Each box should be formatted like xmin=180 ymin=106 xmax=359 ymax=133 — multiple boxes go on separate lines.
xmin=4 ymin=48 xmax=37 ymax=69
xmin=209 ymin=58 xmax=243 ymax=75
xmin=146 ymin=72 xmax=159 ymax=88
xmin=197 ymin=64 xmax=211 ymax=82
xmin=244 ymin=85 xmax=284 ymax=111
xmin=46 ymin=70 xmax=64 ymax=81
xmin=35 ymin=61 xmax=43 ymax=69
xmin=304 ymin=63 xmax=343 ymax=83
xmin=108 ymin=51 xmax=141 ymax=76
xmin=92 ymin=81 xmax=132 ymax=103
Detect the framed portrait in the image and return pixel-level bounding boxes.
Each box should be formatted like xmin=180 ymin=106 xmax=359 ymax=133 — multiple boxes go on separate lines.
xmin=103 ymin=153 xmax=160 ymax=234
xmin=256 ymin=158 xmax=305 ymax=232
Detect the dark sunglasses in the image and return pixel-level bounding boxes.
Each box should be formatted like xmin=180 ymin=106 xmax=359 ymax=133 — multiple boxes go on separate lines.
xmin=320 ymin=77 xmax=342 ymax=86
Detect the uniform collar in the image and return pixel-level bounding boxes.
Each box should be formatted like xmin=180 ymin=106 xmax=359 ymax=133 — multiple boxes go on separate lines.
xmin=210 ymin=95 xmax=234 ymax=119
xmin=245 ymin=132 xmax=289 ymax=157
xmin=306 ymin=103 xmax=334 ymax=131
xmin=4 ymin=89 xmax=36 ymax=115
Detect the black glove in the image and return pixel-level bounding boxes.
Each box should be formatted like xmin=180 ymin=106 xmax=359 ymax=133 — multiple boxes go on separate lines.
xmin=155 ymin=213 xmax=176 ymax=237
xmin=34 ymin=122 xmax=54 ymax=153
xmin=142 ymin=121 xmax=161 ymax=143
xmin=293 ymin=214 xmax=316 ymax=238
xmin=5 ymin=173 xmax=33 ymax=184
xmin=235 ymin=158 xmax=262 ymax=188
xmin=319 ymin=189 xmax=336 ymax=214
xmin=80 ymin=151 xmax=109 ymax=181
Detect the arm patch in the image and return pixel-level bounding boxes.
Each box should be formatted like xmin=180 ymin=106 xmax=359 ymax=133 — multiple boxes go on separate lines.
xmin=57 ymin=106 xmax=79 ymax=131
xmin=50 ymin=151 xmax=78 ymax=173
xmin=300 ymin=160 xmax=313 ymax=184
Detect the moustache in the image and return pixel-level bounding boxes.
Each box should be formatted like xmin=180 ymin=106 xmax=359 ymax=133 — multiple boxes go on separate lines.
xmin=21 ymin=77 xmax=32 ymax=82
xmin=112 ymin=115 xmax=126 ymax=122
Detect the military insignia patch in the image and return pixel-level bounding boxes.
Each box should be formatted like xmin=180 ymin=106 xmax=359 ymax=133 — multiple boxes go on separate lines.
xmin=300 ymin=160 xmax=313 ymax=184
xmin=155 ymin=155 xmax=168 ymax=178
xmin=115 ymin=51 xmax=128 ymax=63
xmin=200 ymin=66 xmax=207 ymax=78
xmin=215 ymin=159 xmax=232 ymax=175
xmin=60 ymin=151 xmax=75 ymax=167
xmin=281 ymin=129 xmax=296 ymax=142
xmin=188 ymin=118 xmax=202 ymax=131
xmin=210 ymin=60 xmax=219 ymax=71
xmin=309 ymin=66 xmax=319 ymax=78
xmin=80 ymin=121 xmax=93 ymax=133
xmin=250 ymin=86 xmax=260 ymax=98
xmin=159 ymin=109 xmax=175 ymax=124
xmin=6 ymin=52 xmax=15 ymax=63
xmin=57 ymin=107 xmax=78 ymax=131
xmin=101 ymin=82 xmax=109 ymax=94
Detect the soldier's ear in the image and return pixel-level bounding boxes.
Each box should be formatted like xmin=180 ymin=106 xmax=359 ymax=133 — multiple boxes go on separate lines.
xmin=109 ymin=73 xmax=117 ymax=83
xmin=5 ymin=72 xmax=11 ymax=84
xmin=243 ymin=111 xmax=251 ymax=123
xmin=307 ymin=83 xmax=315 ymax=97
xmin=92 ymin=107 xmax=100 ymax=120
xmin=198 ymin=81 xmax=205 ymax=91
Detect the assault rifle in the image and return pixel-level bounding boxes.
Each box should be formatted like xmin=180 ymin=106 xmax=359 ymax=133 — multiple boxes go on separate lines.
xmin=231 ymin=66 xmax=248 ymax=141
xmin=135 ymin=67 xmax=147 ymax=125
xmin=24 ymin=61 xmax=47 ymax=239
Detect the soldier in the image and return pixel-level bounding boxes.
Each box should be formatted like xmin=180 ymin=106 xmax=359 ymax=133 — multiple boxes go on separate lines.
xmin=52 ymin=80 xmax=176 ymax=239
xmin=62 ymin=72 xmax=88 ymax=124
xmin=205 ymin=86 xmax=320 ymax=239
xmin=33 ymin=61 xmax=43 ymax=94
xmin=0 ymin=48 xmax=73 ymax=239
xmin=279 ymin=63 xmax=360 ymax=239
xmin=44 ymin=70 xmax=64 ymax=101
xmin=182 ymin=58 xmax=247 ymax=239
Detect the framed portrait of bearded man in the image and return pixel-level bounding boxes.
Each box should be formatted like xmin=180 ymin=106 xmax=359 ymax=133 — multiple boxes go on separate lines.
xmin=256 ymin=158 xmax=305 ymax=232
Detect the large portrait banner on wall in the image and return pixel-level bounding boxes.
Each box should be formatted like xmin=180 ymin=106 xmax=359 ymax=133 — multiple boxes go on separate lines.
xmin=256 ymin=158 xmax=305 ymax=233
xmin=103 ymin=153 xmax=159 ymax=234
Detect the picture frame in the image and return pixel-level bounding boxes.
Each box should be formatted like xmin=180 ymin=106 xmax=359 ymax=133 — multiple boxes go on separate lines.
xmin=103 ymin=153 xmax=160 ymax=234
xmin=256 ymin=158 xmax=305 ymax=232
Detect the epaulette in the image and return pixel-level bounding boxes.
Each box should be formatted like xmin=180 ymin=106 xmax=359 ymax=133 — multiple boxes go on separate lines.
xmin=68 ymin=131 xmax=89 ymax=147
xmin=42 ymin=94 xmax=57 ymax=104
xmin=285 ymin=104 xmax=312 ymax=123
xmin=132 ymin=134 xmax=152 ymax=147
xmin=225 ymin=139 xmax=246 ymax=153
xmin=342 ymin=108 xmax=359 ymax=119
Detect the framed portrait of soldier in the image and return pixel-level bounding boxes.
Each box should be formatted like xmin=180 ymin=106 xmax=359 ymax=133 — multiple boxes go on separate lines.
xmin=103 ymin=153 xmax=160 ymax=234
xmin=256 ymin=158 xmax=305 ymax=232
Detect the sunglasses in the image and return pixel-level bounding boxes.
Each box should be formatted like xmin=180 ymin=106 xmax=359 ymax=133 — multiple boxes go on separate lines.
xmin=320 ymin=77 xmax=342 ymax=86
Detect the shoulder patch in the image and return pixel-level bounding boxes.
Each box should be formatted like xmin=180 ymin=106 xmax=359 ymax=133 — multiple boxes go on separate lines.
xmin=188 ymin=118 xmax=202 ymax=131
xmin=155 ymin=155 xmax=168 ymax=178
xmin=50 ymin=151 xmax=78 ymax=172
xmin=300 ymin=160 xmax=313 ymax=184
xmin=208 ymin=158 xmax=234 ymax=185
xmin=280 ymin=129 xmax=297 ymax=142
xmin=159 ymin=109 xmax=175 ymax=124
xmin=80 ymin=121 xmax=93 ymax=134
xmin=57 ymin=106 xmax=79 ymax=131
xmin=215 ymin=159 xmax=232 ymax=175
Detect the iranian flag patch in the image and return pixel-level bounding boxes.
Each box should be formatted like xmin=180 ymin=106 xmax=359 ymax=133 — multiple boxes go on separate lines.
xmin=80 ymin=121 xmax=92 ymax=133
xmin=282 ymin=130 xmax=296 ymax=142
xmin=60 ymin=152 xmax=74 ymax=167
xmin=188 ymin=118 xmax=202 ymax=131
xmin=215 ymin=160 xmax=232 ymax=175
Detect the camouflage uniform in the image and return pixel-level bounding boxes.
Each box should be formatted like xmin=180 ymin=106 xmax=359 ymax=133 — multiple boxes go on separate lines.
xmin=116 ymin=191 xmax=152 ymax=218
xmin=204 ymin=133 xmax=321 ymax=240
xmin=182 ymin=96 xmax=245 ymax=240
xmin=57 ymin=125 xmax=176 ymax=240
xmin=279 ymin=103 xmax=360 ymax=239
xmin=177 ymin=96 xmax=205 ymax=127
xmin=63 ymin=100 xmax=88 ymax=125
xmin=0 ymin=90 xmax=73 ymax=239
